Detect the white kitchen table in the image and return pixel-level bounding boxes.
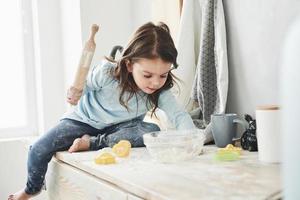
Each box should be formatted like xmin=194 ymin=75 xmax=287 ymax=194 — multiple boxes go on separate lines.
xmin=46 ymin=146 xmax=282 ymax=200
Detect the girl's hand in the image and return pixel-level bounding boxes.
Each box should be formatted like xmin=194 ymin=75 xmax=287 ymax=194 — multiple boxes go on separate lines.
xmin=67 ymin=86 xmax=83 ymax=105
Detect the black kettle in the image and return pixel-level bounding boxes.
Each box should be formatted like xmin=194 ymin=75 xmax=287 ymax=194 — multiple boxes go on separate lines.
xmin=241 ymin=114 xmax=258 ymax=151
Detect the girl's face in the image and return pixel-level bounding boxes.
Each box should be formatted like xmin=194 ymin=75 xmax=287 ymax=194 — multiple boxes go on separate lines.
xmin=127 ymin=58 xmax=172 ymax=94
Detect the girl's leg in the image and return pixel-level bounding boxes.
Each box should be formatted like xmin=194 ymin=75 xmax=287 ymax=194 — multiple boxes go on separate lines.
xmin=89 ymin=118 xmax=160 ymax=150
xmin=10 ymin=119 xmax=99 ymax=199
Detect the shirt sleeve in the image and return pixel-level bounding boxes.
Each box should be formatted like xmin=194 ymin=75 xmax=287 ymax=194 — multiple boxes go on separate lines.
xmin=158 ymin=90 xmax=195 ymax=130
xmin=83 ymin=60 xmax=115 ymax=93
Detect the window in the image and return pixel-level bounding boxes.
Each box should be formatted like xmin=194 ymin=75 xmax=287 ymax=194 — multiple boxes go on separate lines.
xmin=0 ymin=0 xmax=37 ymax=138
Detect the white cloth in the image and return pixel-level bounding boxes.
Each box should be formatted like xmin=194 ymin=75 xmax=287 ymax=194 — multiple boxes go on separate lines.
xmin=175 ymin=0 xmax=228 ymax=143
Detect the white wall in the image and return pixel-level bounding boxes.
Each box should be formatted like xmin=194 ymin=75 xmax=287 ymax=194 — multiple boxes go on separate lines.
xmin=0 ymin=139 xmax=28 ymax=199
xmin=79 ymin=0 xmax=151 ymax=66
xmin=60 ymin=0 xmax=82 ymax=93
xmin=33 ymin=0 xmax=66 ymax=133
xmin=223 ymin=0 xmax=300 ymax=116
xmin=131 ymin=0 xmax=152 ymax=29
xmin=0 ymin=138 xmax=46 ymax=200
xmin=150 ymin=0 xmax=180 ymax=39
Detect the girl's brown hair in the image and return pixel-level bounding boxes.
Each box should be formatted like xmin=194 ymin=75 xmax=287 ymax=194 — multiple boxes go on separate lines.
xmin=109 ymin=22 xmax=179 ymax=115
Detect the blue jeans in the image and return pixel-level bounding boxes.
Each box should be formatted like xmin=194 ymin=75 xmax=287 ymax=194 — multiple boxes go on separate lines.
xmin=25 ymin=117 xmax=160 ymax=195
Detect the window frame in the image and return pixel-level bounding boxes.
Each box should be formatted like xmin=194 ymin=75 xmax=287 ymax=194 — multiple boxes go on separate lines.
xmin=0 ymin=0 xmax=38 ymax=138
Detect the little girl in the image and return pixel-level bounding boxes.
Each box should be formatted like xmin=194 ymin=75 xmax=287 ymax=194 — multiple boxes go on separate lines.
xmin=9 ymin=22 xmax=195 ymax=200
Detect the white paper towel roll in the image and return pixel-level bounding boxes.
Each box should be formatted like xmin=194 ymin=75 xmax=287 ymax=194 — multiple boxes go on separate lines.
xmin=256 ymin=105 xmax=280 ymax=163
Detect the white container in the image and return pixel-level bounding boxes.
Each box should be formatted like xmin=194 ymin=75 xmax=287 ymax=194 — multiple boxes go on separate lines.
xmin=256 ymin=105 xmax=281 ymax=163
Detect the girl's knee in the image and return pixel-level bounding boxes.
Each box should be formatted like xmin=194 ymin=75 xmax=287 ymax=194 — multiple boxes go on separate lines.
xmin=140 ymin=122 xmax=160 ymax=133
xmin=29 ymin=143 xmax=53 ymax=162
xmin=131 ymin=122 xmax=159 ymax=147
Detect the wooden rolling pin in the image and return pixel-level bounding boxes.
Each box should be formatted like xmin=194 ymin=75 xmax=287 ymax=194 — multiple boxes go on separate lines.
xmin=67 ymin=24 xmax=99 ymax=105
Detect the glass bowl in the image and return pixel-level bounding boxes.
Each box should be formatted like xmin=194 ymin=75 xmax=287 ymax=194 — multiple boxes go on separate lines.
xmin=143 ymin=129 xmax=205 ymax=163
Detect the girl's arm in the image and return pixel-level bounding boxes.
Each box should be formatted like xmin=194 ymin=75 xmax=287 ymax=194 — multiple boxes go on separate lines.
xmin=67 ymin=24 xmax=99 ymax=105
xmin=158 ymin=90 xmax=195 ymax=130
xmin=67 ymin=60 xmax=115 ymax=105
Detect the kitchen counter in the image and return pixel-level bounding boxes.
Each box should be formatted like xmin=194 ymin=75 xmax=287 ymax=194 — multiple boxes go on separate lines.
xmin=47 ymin=146 xmax=282 ymax=200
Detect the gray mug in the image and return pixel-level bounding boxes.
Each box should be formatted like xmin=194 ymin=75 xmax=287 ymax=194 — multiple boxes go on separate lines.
xmin=211 ymin=113 xmax=248 ymax=148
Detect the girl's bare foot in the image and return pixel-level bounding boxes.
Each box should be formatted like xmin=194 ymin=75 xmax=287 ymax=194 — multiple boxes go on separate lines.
xmin=8 ymin=189 xmax=37 ymax=200
xmin=68 ymin=134 xmax=90 ymax=153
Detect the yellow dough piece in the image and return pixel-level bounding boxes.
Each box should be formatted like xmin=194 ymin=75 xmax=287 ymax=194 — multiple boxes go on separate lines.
xmin=112 ymin=140 xmax=131 ymax=157
xmin=218 ymin=144 xmax=242 ymax=155
xmin=214 ymin=144 xmax=242 ymax=161
xmin=94 ymin=152 xmax=116 ymax=164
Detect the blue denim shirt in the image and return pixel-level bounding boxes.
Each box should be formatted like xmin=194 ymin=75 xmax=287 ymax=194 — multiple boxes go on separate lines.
xmin=64 ymin=60 xmax=195 ymax=130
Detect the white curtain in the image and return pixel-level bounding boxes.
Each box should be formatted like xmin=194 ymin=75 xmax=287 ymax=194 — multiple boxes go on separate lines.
xmin=175 ymin=0 xmax=228 ymax=142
